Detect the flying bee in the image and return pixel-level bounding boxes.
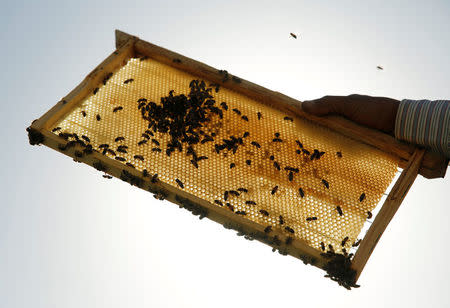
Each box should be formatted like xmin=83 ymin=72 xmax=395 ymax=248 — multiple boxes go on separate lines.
xmin=285 ymin=226 xmax=295 ymax=234
xmin=284 ymin=116 xmax=293 ymax=122
xmin=235 ymin=211 xmax=246 ymax=215
xmin=115 ymin=136 xmax=125 ymax=142
xmin=321 ymin=179 xmax=329 ymax=189
xmin=81 ymin=110 xmax=87 ymax=117
xmin=306 ymin=217 xmax=317 ymax=221
xmin=367 ymin=211 xmax=373 ymax=219
xmin=113 ymin=106 xmax=123 ymax=112
xmin=123 ymin=78 xmax=134 ymax=84
xmin=175 ymin=179 xmax=184 ymax=189
xmin=336 ymin=206 xmax=343 ymax=216
xmin=359 ymin=193 xmax=366 ymax=202
xmin=103 ymin=175 xmax=112 ymax=179
xmin=96 ymin=114 xmax=101 ymax=121
xmin=290 ymin=32 xmax=297 ymax=39
xmin=259 ymin=209 xmax=269 ymax=216
xmin=279 ymin=215 xmax=284 ymax=225
xmin=320 ymin=242 xmax=326 ymax=251
xmin=134 ymin=155 xmax=144 ymax=161
xmin=271 ymin=185 xmax=279 ymax=195
xmin=138 ymin=140 xmax=147 ymax=146
xmin=151 ymin=174 xmax=159 ymax=183
xmin=377 ymin=65 xmax=384 ymax=70
xmin=93 ymin=87 xmax=99 ymax=95
xmin=341 ymin=236 xmax=349 ymax=247
xmin=264 ymin=226 xmax=272 ymax=233
xmin=241 ymin=115 xmax=249 ymax=121
xmin=51 ymin=127 xmax=61 ymax=132
xmin=298 ymin=187 xmax=305 ymax=198
xmin=352 ymin=239 xmax=361 ymax=247
xmin=245 ymin=201 xmax=256 ymax=205
xmin=214 ymin=200 xmax=223 ymax=206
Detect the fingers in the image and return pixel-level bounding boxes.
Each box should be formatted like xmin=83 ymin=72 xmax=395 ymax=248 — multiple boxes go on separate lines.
xmin=302 ymin=96 xmax=338 ymax=116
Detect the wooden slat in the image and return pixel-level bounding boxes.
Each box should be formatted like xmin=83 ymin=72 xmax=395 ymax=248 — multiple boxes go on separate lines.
xmin=114 ymin=29 xmax=447 ymax=179
xmin=351 ymin=148 xmax=425 ymax=281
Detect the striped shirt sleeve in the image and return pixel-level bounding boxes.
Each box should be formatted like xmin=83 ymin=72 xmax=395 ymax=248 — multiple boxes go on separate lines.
xmin=395 ymin=99 xmax=450 ymax=158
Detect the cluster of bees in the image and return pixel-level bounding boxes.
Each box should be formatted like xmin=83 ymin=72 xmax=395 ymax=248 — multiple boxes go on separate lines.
xmin=27 ymin=65 xmax=377 ymax=290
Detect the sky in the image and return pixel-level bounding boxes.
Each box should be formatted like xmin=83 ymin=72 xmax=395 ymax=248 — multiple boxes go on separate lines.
xmin=1 ymin=0 xmax=449 ymax=307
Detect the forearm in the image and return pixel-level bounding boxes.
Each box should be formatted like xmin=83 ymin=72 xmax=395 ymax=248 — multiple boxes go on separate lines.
xmin=395 ymin=99 xmax=450 ymax=158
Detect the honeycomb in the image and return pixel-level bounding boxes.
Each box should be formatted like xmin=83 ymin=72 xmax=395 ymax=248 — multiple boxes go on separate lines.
xmin=52 ymin=57 xmax=398 ymax=253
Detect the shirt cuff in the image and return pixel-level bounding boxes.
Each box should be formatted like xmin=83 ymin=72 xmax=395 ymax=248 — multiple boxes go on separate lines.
xmin=395 ymin=99 xmax=450 ymax=158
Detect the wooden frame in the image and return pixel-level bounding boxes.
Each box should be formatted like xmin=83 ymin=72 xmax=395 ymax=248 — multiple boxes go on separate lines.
xmin=27 ymin=29 xmax=446 ymax=285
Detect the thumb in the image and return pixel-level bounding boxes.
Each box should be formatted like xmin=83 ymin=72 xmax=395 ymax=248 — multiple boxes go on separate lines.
xmin=302 ymin=98 xmax=336 ymax=116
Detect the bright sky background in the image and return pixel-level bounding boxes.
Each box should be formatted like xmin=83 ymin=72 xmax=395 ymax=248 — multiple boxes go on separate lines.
xmin=1 ymin=1 xmax=449 ymax=307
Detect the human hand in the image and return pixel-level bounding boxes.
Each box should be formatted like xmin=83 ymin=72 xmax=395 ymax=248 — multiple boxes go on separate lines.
xmin=302 ymin=94 xmax=400 ymax=135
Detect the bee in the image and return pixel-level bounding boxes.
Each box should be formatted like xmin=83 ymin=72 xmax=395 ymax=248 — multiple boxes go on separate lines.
xmin=328 ymin=244 xmax=335 ymax=253
xmin=51 ymin=127 xmax=61 ymax=132
xmin=113 ymin=106 xmax=123 ymax=112
xmin=285 ymin=236 xmax=293 ymax=245
xmin=246 ymin=159 xmax=251 ymax=165
xmin=250 ymin=141 xmax=260 ymax=148
xmin=103 ymin=72 xmax=113 ymax=85
xmin=320 ymin=242 xmax=326 ymax=251
xmin=230 ymin=163 xmax=236 ymax=169
xmin=359 ymin=193 xmax=366 ymax=202
xmin=279 ymin=215 xmax=284 ymax=225
xmin=226 ymin=203 xmax=234 ymax=212
xmin=190 ymin=160 xmax=198 ymax=168
xmin=295 ymin=149 xmax=301 ymax=154
xmin=283 ymin=116 xmax=293 ymax=122
xmin=274 ymin=132 xmax=280 ymax=137
xmin=367 ymin=211 xmax=373 ymax=219
xmin=290 ymin=32 xmax=297 ymax=39
xmin=288 ymin=172 xmax=294 ymax=181
xmin=295 ymin=140 xmax=303 ymax=148
xmin=98 ymin=144 xmax=109 ymax=149
xmin=377 ymin=65 xmax=384 ymax=70
xmin=298 ymin=187 xmax=305 ymax=198
xmin=126 ymin=163 xmax=135 ymax=168
xmin=137 ymin=98 xmax=147 ymax=103
xmin=269 ymin=155 xmax=275 ymax=161
xmin=214 ymin=200 xmax=223 ymax=206
xmin=58 ymin=144 xmax=67 ymax=151
xmin=81 ymin=135 xmax=90 ymax=143
xmin=197 ymin=156 xmax=208 ymax=161
xmin=336 ymin=151 xmax=342 ymax=158
xmin=151 ymin=139 xmax=160 ymax=146
xmin=237 ymin=188 xmax=248 ymax=193
xmin=352 ymin=239 xmax=361 ymax=247
xmin=81 ymin=110 xmax=87 ymax=117
xmin=232 ymin=76 xmax=241 ymax=83
xmin=285 ymin=226 xmax=295 ymax=234
xmin=103 ymin=175 xmax=112 ymax=179
xmin=117 ymin=148 xmax=127 ymax=154
xmin=173 ymin=58 xmax=182 ymax=63
xmin=93 ymin=87 xmax=99 ymax=95
xmin=273 ymin=161 xmax=280 ymax=170
xmin=152 ymin=147 xmax=161 ymax=152
xmin=220 ymin=102 xmax=228 ymax=110
xmin=115 ymin=156 xmax=126 ymax=161
xmin=245 ymin=201 xmax=256 ymax=205
xmin=232 ymin=108 xmax=241 ymax=115
xmin=257 ymin=112 xmax=262 ymax=120
xmin=142 ymin=169 xmax=149 ymax=177
xmin=134 ymin=155 xmax=144 ymax=161
xmin=96 ymin=114 xmax=101 ymax=121
xmin=224 ymin=191 xmax=229 ymax=201
xmin=336 ymin=206 xmax=343 ymax=216
xmin=259 ymin=209 xmax=269 ymax=216
xmin=241 ymin=115 xmax=249 ymax=121
xmin=115 ymin=136 xmax=125 ymax=142
xmin=151 ymin=174 xmax=159 ymax=183
xmin=264 ymin=226 xmax=272 ymax=233
xmin=306 ymin=217 xmax=317 ymax=221
xmin=140 ymin=56 xmax=149 ymax=61
xmin=272 ymin=138 xmax=283 ymax=142
xmin=235 ymin=211 xmax=246 ymax=215
xmin=74 ymin=151 xmax=83 ymax=158
xmin=302 ymin=149 xmax=310 ymax=155
xmin=124 ymin=78 xmax=134 ymax=84
xmin=175 ymin=179 xmax=184 ymax=188
xmin=229 ymin=190 xmax=240 ymax=196
xmin=138 ymin=140 xmax=147 ymax=146
xmin=285 ymin=167 xmax=299 ymax=173
xmin=341 ymin=236 xmax=349 ymax=247
xmin=321 ymin=179 xmax=329 ymax=189
xmin=106 ymin=149 xmax=116 ymax=156
xmin=271 ymin=185 xmax=279 ymax=195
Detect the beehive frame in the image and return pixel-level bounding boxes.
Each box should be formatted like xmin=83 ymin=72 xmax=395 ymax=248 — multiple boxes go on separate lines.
xmin=27 ymin=30 xmax=447 ymax=285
